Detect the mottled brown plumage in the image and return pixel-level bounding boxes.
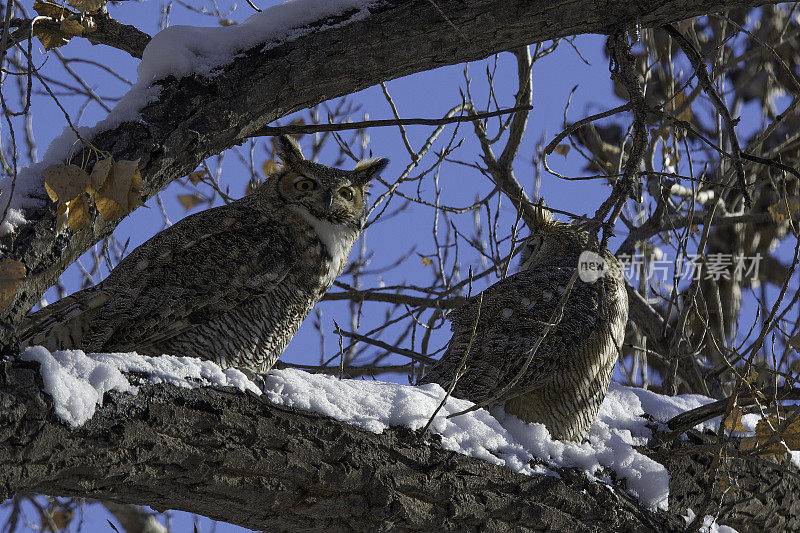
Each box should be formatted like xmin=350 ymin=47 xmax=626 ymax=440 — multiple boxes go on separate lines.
xmin=419 ymin=203 xmax=628 ymax=441
xmin=18 ymin=136 xmax=388 ymax=372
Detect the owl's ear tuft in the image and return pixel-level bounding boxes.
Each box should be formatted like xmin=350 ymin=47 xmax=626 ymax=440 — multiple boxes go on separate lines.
xmin=278 ymin=135 xmax=305 ymax=170
xmin=352 ymin=157 xmax=389 ymax=186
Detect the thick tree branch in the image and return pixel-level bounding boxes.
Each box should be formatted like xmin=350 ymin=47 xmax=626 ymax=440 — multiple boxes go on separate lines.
xmin=2 ymin=361 xmax=798 ymax=531
xmin=0 ymin=361 xmax=676 ymax=532
xmin=0 ymin=0 xmax=786 ymax=342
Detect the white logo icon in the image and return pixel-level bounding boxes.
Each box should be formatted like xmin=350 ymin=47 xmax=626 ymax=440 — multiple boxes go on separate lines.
xmin=578 ymin=251 xmax=606 ymax=283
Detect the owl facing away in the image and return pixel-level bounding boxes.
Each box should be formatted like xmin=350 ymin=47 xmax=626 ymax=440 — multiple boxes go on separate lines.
xmin=418 ymin=203 xmax=628 ymax=442
xmin=18 ymin=135 xmax=389 ymax=372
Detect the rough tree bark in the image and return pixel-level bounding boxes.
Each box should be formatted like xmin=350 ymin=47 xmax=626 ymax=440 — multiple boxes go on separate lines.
xmin=0 ymin=0 xmax=786 ymax=344
xmin=2 ymin=361 xmax=798 ymax=531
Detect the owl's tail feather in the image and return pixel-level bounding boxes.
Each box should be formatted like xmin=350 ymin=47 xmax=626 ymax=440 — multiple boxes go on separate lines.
xmin=15 ymin=286 xmax=109 ymax=353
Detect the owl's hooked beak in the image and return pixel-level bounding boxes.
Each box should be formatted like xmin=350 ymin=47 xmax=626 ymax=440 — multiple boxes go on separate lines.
xmin=322 ymin=190 xmax=334 ymax=211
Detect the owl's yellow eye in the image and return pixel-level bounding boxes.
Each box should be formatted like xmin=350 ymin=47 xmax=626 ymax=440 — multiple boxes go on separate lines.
xmin=339 ymin=188 xmax=354 ymax=201
xmin=294 ymin=178 xmax=316 ymax=191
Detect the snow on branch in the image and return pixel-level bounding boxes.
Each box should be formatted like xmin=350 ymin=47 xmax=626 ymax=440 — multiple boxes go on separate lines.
xmin=4 ymin=350 xmax=800 ymax=531
xmin=8 ymin=347 xmax=778 ymax=510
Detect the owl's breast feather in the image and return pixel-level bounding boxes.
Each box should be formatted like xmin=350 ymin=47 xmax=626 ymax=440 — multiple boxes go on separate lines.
xmin=287 ymin=205 xmax=358 ymax=288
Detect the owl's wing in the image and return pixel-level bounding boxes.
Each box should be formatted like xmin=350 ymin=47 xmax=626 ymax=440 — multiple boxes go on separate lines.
xmin=21 ymin=199 xmax=294 ymax=354
xmin=420 ymin=264 xmax=601 ymax=405
xmin=92 ymin=201 xmax=296 ymax=353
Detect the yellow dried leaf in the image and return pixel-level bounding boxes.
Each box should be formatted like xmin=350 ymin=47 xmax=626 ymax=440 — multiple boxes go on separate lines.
xmin=740 ymin=435 xmax=760 ymax=451
xmin=0 ymin=260 xmax=26 ymax=311
xmin=262 ymin=159 xmax=279 ymax=177
xmin=742 ymin=416 xmax=800 ymax=460
xmin=56 ymin=203 xmax=68 ymax=230
xmin=553 ymin=144 xmax=570 ymax=157
xmin=67 ymin=195 xmax=91 ymax=231
xmin=60 ymin=18 xmax=84 ymax=36
xmin=88 ymin=157 xmax=113 ymax=193
xmin=33 ymin=0 xmax=70 ymax=18
xmin=127 ymin=162 xmax=144 ymax=211
xmin=421 ymin=257 xmax=433 ymax=267
xmin=177 ymin=193 xmax=205 ymax=210
xmin=95 ymin=159 xmax=142 ymax=220
xmin=43 ymin=163 xmax=91 ymax=202
xmin=722 ymin=406 xmax=746 ymax=431
xmin=187 ymin=170 xmax=208 ymax=185
xmin=33 ymin=25 xmax=71 ymax=50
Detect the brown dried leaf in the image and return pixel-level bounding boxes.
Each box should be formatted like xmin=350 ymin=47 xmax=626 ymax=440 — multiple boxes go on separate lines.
xmin=43 ymin=163 xmax=91 ymax=202
xmin=88 ymin=157 xmax=113 ymax=193
xmin=56 ymin=203 xmax=68 ymax=230
xmin=33 ymin=0 xmax=70 ymax=18
xmin=722 ymin=406 xmax=746 ymax=432
xmin=60 ymin=18 xmax=84 ymax=36
xmin=127 ymin=162 xmax=144 ymax=211
xmin=95 ymin=159 xmax=142 ymax=220
xmin=553 ymin=144 xmax=570 ymax=157
xmin=33 ymin=25 xmax=71 ymax=50
xmin=177 ymin=193 xmax=205 ymax=211
xmin=741 ymin=416 xmax=800 ymax=460
xmin=187 ymin=170 xmax=208 ymax=185
xmin=0 ymin=260 xmax=26 ymax=311
xmin=421 ymin=257 xmax=433 ymax=267
xmin=67 ymin=195 xmax=91 ymax=231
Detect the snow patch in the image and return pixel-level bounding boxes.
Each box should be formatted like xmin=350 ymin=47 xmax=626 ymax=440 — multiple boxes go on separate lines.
xmin=682 ymin=509 xmax=739 ymax=533
xmin=138 ymin=0 xmax=379 ymax=84
xmin=262 ymin=370 xmax=722 ymax=511
xmin=20 ymin=346 xmax=261 ymax=427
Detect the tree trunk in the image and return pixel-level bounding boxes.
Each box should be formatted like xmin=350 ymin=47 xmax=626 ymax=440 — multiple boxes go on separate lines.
xmin=0 ymin=0 xmax=785 ymax=342
xmin=2 ymin=360 xmax=798 ymax=532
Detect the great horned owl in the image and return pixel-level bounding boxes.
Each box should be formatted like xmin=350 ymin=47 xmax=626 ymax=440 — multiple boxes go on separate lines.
xmin=18 ymin=135 xmax=388 ymax=372
xmin=419 ymin=203 xmax=628 ymax=441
